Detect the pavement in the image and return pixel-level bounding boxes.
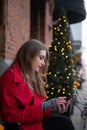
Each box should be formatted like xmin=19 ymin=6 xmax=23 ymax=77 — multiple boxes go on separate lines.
xmin=71 ymin=78 xmax=87 ymax=130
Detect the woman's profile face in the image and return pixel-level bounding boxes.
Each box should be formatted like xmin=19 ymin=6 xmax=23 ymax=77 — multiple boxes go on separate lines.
xmin=32 ymin=50 xmax=46 ymax=72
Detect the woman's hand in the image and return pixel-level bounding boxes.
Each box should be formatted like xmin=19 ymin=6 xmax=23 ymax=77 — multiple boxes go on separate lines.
xmin=65 ymin=97 xmax=72 ymax=108
xmin=56 ymin=97 xmax=71 ymax=113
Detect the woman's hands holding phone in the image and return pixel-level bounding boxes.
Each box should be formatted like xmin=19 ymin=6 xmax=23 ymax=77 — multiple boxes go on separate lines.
xmin=56 ymin=97 xmax=71 ymax=113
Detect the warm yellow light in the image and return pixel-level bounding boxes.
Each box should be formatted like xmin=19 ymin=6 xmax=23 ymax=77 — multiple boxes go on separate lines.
xmin=49 ymin=44 xmax=52 ymax=47
xmin=54 ymin=46 xmax=57 ymax=51
xmin=58 ymin=42 xmax=60 ymax=44
xmin=58 ymin=28 xmax=60 ymax=31
xmin=64 ymin=20 xmax=66 ymax=22
xmin=47 ymin=91 xmax=49 ymax=93
xmin=63 ymin=92 xmax=65 ymax=94
xmin=66 ymin=56 xmax=68 ymax=58
xmin=61 ymin=48 xmax=64 ymax=52
xmin=51 ymin=92 xmax=54 ymax=95
xmin=59 ymin=24 xmax=61 ymax=27
xmin=69 ymin=41 xmax=71 ymax=44
xmin=69 ymin=73 xmax=71 ymax=75
xmin=68 ymin=93 xmax=71 ymax=96
xmin=60 ymin=76 xmax=62 ymax=79
xmin=67 ymin=76 xmax=69 ymax=79
xmin=67 ymin=45 xmax=72 ymax=49
xmin=74 ymin=81 xmax=80 ymax=87
xmin=54 ymin=27 xmax=56 ymax=30
xmin=45 ymin=84 xmax=49 ymax=88
xmin=63 ymin=88 xmax=65 ymax=91
xmin=66 ymin=42 xmax=68 ymax=45
xmin=46 ymin=96 xmax=48 ymax=99
xmin=58 ymin=18 xmax=61 ymax=21
xmin=49 ymin=72 xmax=51 ymax=74
xmin=55 ymin=38 xmax=57 ymax=41
xmin=73 ymin=87 xmax=76 ymax=91
xmin=65 ymin=68 xmax=67 ymax=70
xmin=63 ymin=16 xmax=66 ymax=19
xmin=54 ymin=74 xmax=57 ymax=77
xmin=62 ymin=53 xmax=64 ymax=55
xmin=60 ymin=32 xmax=63 ymax=35
xmin=57 ymin=89 xmax=61 ymax=93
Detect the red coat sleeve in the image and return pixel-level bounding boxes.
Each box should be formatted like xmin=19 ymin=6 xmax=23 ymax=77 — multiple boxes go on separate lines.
xmin=0 ymin=70 xmax=45 ymax=124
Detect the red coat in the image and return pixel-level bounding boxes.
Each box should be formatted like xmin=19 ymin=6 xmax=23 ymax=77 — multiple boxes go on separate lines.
xmin=0 ymin=63 xmax=52 ymax=130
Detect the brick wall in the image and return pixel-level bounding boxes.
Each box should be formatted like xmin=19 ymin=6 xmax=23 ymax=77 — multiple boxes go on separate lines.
xmin=0 ymin=26 xmax=5 ymax=59
xmin=0 ymin=0 xmax=54 ymax=59
xmin=0 ymin=0 xmax=54 ymax=75
xmin=5 ymin=0 xmax=30 ymax=60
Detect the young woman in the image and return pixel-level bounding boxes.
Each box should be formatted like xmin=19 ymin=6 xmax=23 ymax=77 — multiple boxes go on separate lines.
xmin=0 ymin=39 xmax=75 ymax=130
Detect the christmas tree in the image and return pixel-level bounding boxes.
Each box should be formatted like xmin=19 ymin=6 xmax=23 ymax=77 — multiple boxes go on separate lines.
xmin=45 ymin=7 xmax=76 ymax=99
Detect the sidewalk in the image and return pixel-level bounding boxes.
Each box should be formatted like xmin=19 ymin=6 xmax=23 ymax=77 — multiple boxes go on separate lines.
xmin=71 ymin=79 xmax=87 ymax=130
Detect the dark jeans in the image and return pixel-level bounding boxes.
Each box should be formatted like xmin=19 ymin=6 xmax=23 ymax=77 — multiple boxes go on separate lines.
xmin=42 ymin=115 xmax=75 ymax=130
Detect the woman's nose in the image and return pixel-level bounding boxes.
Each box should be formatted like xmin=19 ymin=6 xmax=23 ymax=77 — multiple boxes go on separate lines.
xmin=41 ymin=60 xmax=45 ymax=65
